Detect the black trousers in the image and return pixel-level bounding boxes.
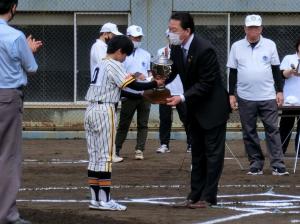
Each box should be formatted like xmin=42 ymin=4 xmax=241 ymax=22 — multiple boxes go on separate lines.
xmin=115 ymin=98 xmax=151 ymax=155
xmin=159 ymin=103 xmax=192 ymax=148
xmin=187 ymin=118 xmax=226 ymax=205
xmin=279 ymin=115 xmax=300 ymax=154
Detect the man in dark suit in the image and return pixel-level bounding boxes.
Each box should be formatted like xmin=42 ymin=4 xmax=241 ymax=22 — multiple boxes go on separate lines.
xmin=166 ymin=12 xmax=230 ymax=208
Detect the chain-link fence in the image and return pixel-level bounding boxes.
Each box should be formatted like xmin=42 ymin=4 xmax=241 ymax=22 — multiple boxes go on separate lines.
xmin=9 ymin=8 xmax=300 ymax=130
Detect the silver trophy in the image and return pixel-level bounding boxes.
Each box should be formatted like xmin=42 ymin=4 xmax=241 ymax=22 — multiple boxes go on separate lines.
xmin=143 ymin=55 xmax=173 ymax=104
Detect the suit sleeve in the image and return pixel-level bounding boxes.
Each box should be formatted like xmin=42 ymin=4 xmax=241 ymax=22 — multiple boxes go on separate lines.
xmin=183 ymin=48 xmax=218 ymax=100
xmin=165 ymin=46 xmax=179 ymax=85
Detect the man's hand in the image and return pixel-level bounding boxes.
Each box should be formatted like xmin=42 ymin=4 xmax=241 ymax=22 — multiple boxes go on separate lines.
xmin=166 ymin=95 xmax=181 ymax=106
xmin=27 ymin=35 xmax=42 ymax=53
xmin=135 ymin=72 xmax=146 ymax=80
xmin=283 ymin=68 xmax=300 ymax=78
xmin=125 ymin=73 xmax=135 ymax=80
xmin=276 ymin=92 xmax=284 ymax=107
xmin=229 ymin=95 xmax=238 ymax=110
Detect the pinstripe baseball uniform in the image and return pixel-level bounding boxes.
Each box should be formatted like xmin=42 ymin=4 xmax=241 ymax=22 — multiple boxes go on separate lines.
xmin=85 ymin=57 xmax=135 ymax=172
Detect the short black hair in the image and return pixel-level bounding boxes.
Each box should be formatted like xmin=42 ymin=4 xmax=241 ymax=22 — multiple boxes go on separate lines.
xmin=0 ymin=0 xmax=18 ymax=14
xmin=295 ymin=37 xmax=300 ymax=53
xmin=170 ymin=12 xmax=195 ymax=34
xmin=107 ymin=35 xmax=133 ymax=56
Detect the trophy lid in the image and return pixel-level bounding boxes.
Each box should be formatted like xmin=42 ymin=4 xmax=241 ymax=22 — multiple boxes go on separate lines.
xmin=152 ymin=54 xmax=173 ymax=66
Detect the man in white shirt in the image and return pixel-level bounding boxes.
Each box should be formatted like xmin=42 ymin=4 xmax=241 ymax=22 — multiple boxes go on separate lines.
xmin=156 ymin=30 xmax=192 ymax=153
xmin=279 ymin=38 xmax=300 ymax=155
xmin=115 ymin=25 xmax=151 ymax=161
xmin=227 ymin=15 xmax=288 ymax=176
xmin=90 ymin=22 xmax=122 ymax=75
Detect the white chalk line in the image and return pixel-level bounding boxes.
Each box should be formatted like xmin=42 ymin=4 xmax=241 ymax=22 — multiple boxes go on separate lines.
xmin=23 ymin=155 xmax=299 ymax=165
xmin=23 ymin=159 xmax=88 ymax=165
xmin=195 ymin=190 xmax=300 ymax=224
xmin=17 ymin=192 xmax=300 ymax=224
xmin=16 ymin=194 xmax=300 ymax=206
xmin=19 ymin=184 xmax=299 ymax=192
xmin=19 ymin=185 xmax=185 ymax=192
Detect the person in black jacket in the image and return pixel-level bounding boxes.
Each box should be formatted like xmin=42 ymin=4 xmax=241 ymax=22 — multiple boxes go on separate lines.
xmin=166 ymin=12 xmax=230 ymax=208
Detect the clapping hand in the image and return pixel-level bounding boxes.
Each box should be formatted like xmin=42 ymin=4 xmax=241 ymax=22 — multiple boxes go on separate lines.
xmin=27 ymin=35 xmax=43 ymax=53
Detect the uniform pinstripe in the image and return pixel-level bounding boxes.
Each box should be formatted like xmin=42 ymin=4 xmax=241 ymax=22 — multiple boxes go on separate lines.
xmin=85 ymin=58 xmax=134 ymax=172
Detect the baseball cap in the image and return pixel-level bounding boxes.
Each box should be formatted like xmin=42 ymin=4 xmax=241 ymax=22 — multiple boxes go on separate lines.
xmin=245 ymin=15 xmax=262 ymax=27
xmin=100 ymin=22 xmax=122 ymax=35
xmin=126 ymin=25 xmax=144 ymax=37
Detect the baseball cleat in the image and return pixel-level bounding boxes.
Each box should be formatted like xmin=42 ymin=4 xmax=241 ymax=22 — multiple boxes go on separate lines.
xmin=99 ymin=200 xmax=127 ymax=211
xmin=112 ymin=155 xmax=124 ymax=163
xmin=156 ymin=144 xmax=170 ymax=153
xmin=135 ymin=150 xmax=144 ymax=160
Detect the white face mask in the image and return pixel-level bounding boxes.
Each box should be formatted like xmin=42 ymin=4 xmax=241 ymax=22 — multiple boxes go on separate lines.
xmin=133 ymin=41 xmax=142 ymax=49
xmin=168 ymin=32 xmax=183 ymax=45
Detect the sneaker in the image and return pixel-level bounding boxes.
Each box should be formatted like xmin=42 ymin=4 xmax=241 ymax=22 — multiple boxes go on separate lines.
xmin=156 ymin=144 xmax=170 ymax=153
xmin=135 ymin=150 xmax=144 ymax=160
xmin=272 ymin=167 xmax=289 ymax=176
xmin=9 ymin=218 xmax=31 ymax=224
xmin=112 ymin=155 xmax=124 ymax=163
xmin=99 ymin=200 xmax=127 ymax=211
xmin=186 ymin=145 xmax=192 ymax=153
xmin=247 ymin=167 xmax=263 ymax=175
xmin=89 ymin=200 xmax=101 ymax=210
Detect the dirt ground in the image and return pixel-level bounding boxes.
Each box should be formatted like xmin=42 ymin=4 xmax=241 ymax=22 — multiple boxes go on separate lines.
xmin=17 ymin=139 xmax=300 ymax=224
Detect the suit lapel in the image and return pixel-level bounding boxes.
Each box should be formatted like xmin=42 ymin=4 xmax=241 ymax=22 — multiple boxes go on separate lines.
xmin=185 ymin=37 xmax=197 ymax=74
xmin=175 ymin=46 xmax=185 ymax=75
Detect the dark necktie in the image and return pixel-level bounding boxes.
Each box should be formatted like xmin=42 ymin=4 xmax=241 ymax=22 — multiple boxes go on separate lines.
xmin=182 ymin=47 xmax=188 ymax=66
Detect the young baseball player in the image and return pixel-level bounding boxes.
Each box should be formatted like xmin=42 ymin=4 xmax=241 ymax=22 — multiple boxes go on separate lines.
xmin=84 ymin=35 xmax=163 ymax=211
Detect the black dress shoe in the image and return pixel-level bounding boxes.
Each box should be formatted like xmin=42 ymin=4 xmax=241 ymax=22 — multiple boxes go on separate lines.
xmin=188 ymin=200 xmax=212 ymax=209
xmin=172 ymin=199 xmax=193 ymax=208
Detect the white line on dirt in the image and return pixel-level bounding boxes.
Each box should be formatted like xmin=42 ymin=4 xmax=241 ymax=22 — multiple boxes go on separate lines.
xmin=22 ymin=158 xmax=239 ymax=165
xmin=17 ymin=192 xmax=300 ymax=224
xmin=195 ymin=210 xmax=265 ymax=224
xmin=19 ymin=185 xmax=186 ymax=192
xmin=19 ymin=184 xmax=296 ymax=192
xmin=23 ymin=159 xmax=88 ymax=164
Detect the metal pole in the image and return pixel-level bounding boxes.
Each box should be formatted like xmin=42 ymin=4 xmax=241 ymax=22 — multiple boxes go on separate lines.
xmin=293 ymin=117 xmax=300 ymax=173
xmin=73 ymin=13 xmax=77 ymax=103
